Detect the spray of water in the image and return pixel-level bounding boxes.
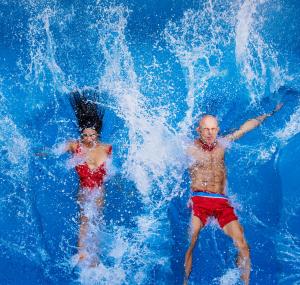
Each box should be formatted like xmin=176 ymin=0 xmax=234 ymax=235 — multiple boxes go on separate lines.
xmin=164 ymin=0 xmax=234 ymax=135
xmin=235 ymin=0 xmax=289 ymax=102
xmin=93 ymin=5 xmax=188 ymax=284
xmin=3 ymin=0 xmax=298 ymax=284
xmin=275 ymin=104 xmax=300 ymax=141
xmin=0 ymin=88 xmax=50 ymax=271
xmin=24 ymin=7 xmax=73 ymax=93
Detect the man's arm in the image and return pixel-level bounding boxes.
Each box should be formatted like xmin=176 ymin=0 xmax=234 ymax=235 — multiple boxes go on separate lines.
xmin=225 ymin=103 xmax=283 ymax=142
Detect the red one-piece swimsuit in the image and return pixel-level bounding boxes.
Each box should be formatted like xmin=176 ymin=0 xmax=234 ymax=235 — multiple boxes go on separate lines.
xmin=74 ymin=143 xmax=112 ymax=190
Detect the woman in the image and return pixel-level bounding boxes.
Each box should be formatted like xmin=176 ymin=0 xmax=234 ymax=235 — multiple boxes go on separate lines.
xmin=67 ymin=90 xmax=112 ymax=264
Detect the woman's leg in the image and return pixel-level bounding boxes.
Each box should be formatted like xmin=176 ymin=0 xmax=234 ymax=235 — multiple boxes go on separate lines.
xmin=77 ymin=187 xmax=105 ymax=264
xmin=78 ymin=192 xmax=89 ymax=261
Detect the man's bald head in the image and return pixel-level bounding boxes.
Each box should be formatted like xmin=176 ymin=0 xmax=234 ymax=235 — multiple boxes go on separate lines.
xmin=197 ymin=115 xmax=219 ymax=145
xmin=199 ymin=115 xmax=219 ymax=129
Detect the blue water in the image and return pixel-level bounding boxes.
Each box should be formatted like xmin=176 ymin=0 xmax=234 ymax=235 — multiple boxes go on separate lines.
xmin=1 ymin=0 xmax=300 ymax=284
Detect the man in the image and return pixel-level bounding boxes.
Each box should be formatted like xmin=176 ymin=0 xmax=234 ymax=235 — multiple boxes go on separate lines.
xmin=184 ymin=104 xmax=283 ymax=285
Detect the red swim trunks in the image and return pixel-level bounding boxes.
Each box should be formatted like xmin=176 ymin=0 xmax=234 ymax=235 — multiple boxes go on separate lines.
xmin=191 ymin=194 xmax=238 ymax=228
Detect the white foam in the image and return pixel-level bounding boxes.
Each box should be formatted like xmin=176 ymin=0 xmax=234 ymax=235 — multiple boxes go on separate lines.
xmin=78 ymin=263 xmax=126 ymax=285
xmin=235 ymin=0 xmax=289 ymax=101
xmin=24 ymin=7 xmax=74 ymax=93
xmin=218 ymin=268 xmax=240 ymax=285
xmin=164 ymin=4 xmax=232 ymax=135
xmin=275 ymin=105 xmax=300 ymax=141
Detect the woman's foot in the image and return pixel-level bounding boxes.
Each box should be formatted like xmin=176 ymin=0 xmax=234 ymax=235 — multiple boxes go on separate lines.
xmin=78 ymin=250 xmax=88 ymax=262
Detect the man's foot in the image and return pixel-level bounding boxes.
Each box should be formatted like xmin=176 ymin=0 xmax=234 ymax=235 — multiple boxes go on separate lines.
xmin=238 ymin=257 xmax=250 ymax=285
xmin=183 ymin=274 xmax=189 ymax=285
xmin=240 ymin=268 xmax=250 ymax=285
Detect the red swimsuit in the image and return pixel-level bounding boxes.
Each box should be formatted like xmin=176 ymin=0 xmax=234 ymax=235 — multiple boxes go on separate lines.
xmin=74 ymin=143 xmax=112 ymax=189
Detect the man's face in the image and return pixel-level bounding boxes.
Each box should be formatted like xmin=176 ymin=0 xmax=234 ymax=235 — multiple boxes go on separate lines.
xmin=81 ymin=128 xmax=98 ymax=145
xmin=197 ymin=116 xmax=219 ymax=145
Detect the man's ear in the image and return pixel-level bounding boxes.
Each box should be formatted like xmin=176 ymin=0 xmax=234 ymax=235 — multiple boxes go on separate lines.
xmin=196 ymin=126 xmax=200 ymax=132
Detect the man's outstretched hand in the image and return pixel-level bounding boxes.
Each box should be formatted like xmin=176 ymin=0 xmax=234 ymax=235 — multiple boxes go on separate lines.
xmin=274 ymin=103 xmax=284 ymax=112
xmin=268 ymin=103 xmax=284 ymax=117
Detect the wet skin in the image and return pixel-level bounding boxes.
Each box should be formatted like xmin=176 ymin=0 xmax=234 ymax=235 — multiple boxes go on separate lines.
xmin=68 ymin=128 xmax=112 ymax=265
xmin=184 ymin=105 xmax=284 ymax=285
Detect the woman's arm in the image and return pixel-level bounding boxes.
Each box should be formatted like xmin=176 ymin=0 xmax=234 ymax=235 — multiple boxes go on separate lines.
xmin=35 ymin=141 xmax=76 ymax=156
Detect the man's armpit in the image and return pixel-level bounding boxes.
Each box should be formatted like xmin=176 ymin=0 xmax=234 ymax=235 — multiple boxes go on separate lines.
xmin=218 ymin=137 xmax=233 ymax=149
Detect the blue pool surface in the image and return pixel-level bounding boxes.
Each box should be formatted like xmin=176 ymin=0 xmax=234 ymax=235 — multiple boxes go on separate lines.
xmin=0 ymin=0 xmax=300 ymax=284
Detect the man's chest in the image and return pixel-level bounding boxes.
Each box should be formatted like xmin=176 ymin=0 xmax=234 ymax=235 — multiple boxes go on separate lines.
xmin=191 ymin=147 xmax=225 ymax=170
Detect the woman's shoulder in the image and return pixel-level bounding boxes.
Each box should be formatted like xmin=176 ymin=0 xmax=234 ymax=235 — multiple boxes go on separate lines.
xmin=98 ymin=143 xmax=112 ymax=154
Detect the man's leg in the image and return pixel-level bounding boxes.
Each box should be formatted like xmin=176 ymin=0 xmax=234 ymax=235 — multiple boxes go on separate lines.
xmin=223 ymin=220 xmax=250 ymax=285
xmin=184 ymin=215 xmax=203 ymax=285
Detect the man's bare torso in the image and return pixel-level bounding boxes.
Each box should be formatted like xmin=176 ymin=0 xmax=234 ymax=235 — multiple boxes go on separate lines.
xmin=189 ymin=139 xmax=227 ymax=194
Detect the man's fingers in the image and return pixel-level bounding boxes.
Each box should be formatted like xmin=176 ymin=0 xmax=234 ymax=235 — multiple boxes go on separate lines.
xmin=275 ymin=103 xmax=283 ymax=111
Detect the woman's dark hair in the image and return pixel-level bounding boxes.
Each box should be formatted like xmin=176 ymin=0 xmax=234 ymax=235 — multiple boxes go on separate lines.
xmin=69 ymin=89 xmax=104 ymax=134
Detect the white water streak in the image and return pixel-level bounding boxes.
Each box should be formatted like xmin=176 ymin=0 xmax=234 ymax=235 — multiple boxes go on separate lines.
xmin=235 ymin=0 xmax=289 ymax=101
xmin=275 ymin=104 xmax=300 ymax=141
xmin=0 ymin=89 xmax=48 ymax=263
xmin=164 ymin=2 xmax=232 ymax=136
xmin=25 ymin=8 xmax=73 ymax=93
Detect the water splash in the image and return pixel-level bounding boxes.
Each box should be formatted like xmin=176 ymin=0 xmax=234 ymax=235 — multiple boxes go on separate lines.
xmin=235 ymin=0 xmax=289 ymax=102
xmin=218 ymin=268 xmax=240 ymax=285
xmin=164 ymin=0 xmax=234 ymax=135
xmin=94 ymin=5 xmax=187 ymax=283
xmin=0 ymin=88 xmax=50 ymax=270
xmin=0 ymin=0 xmax=298 ymax=284
xmin=24 ymin=7 xmax=73 ymax=93
xmin=275 ymin=104 xmax=300 ymax=142
xmin=276 ymin=199 xmax=300 ymax=285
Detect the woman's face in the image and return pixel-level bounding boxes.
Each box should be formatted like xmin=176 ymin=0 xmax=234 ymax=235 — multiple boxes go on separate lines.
xmin=81 ymin=128 xmax=98 ymax=145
